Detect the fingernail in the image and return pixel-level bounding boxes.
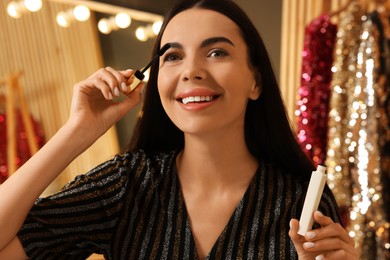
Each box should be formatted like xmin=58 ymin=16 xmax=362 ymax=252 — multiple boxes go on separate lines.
xmin=114 ymin=87 xmax=120 ymax=97
xmin=303 ymin=242 xmax=315 ymax=249
xmin=315 ymin=254 xmax=324 ymax=260
xmin=108 ymin=92 xmax=113 ymax=100
xmin=289 ymin=219 xmax=293 ymax=229
xmin=316 ymin=211 xmax=324 ymax=216
xmin=121 ymin=82 xmax=127 ymax=91
xmin=306 ymin=231 xmax=316 ymax=239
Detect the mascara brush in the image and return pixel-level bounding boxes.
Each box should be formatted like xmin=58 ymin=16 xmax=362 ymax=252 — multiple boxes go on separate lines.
xmin=128 ymin=43 xmax=171 ymax=92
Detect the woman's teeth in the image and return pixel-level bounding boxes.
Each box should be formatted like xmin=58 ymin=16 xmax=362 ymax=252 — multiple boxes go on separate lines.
xmin=182 ymin=96 xmax=214 ymax=104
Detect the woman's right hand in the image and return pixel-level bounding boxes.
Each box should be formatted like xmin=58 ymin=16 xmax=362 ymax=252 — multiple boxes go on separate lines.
xmin=68 ymin=67 xmax=143 ymax=140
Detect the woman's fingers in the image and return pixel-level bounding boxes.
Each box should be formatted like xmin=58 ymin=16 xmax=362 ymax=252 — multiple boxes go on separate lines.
xmin=290 ymin=212 xmax=358 ymax=259
xmin=300 ymin=211 xmax=357 ymax=258
xmin=306 ymin=211 xmax=355 ymax=246
xmin=90 ymin=68 xmax=116 ymax=98
xmin=104 ymin=66 xmax=130 ymax=97
xmin=323 ymin=248 xmax=357 ymax=259
xmin=115 ymin=82 xmax=145 ymax=119
xmin=289 ymin=219 xmax=301 ymax=241
xmin=71 ymin=67 xmax=140 ymax=118
xmin=303 ymin=236 xmax=350 ymax=251
xmin=302 ymin=237 xmax=357 ymax=259
xmin=91 ymin=77 xmax=114 ymax=100
xmin=83 ymin=67 xmax=135 ymax=100
xmin=289 ymin=219 xmax=306 ymax=251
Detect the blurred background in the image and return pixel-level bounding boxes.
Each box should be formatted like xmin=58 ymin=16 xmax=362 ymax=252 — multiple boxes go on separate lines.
xmin=0 ymin=0 xmax=388 ymax=259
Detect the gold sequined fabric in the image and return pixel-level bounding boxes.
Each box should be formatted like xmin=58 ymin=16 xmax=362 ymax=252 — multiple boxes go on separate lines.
xmin=326 ymin=2 xmax=388 ymax=259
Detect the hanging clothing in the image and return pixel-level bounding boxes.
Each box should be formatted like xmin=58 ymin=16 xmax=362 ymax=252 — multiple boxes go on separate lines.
xmin=325 ymin=2 xmax=364 ymax=225
xmin=325 ymin=2 xmax=388 ymax=258
xmin=296 ymin=13 xmax=337 ymax=167
xmin=370 ymin=9 xmax=390 ymax=228
xmin=0 ymin=110 xmax=45 ymax=183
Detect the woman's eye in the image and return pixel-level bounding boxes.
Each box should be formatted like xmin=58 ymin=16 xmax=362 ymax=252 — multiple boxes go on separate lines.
xmin=209 ymin=49 xmax=228 ymax=58
xmin=163 ymin=53 xmax=181 ymax=62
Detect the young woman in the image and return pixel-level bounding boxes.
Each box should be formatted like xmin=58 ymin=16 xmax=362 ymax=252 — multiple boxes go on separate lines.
xmin=0 ymin=0 xmax=357 ymax=259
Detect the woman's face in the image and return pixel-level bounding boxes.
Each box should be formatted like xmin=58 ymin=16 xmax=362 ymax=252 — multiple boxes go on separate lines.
xmin=158 ymin=8 xmax=260 ymax=137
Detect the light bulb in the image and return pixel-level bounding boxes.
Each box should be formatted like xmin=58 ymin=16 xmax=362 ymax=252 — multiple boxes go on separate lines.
xmin=135 ymin=27 xmax=148 ymax=41
xmin=115 ymin=13 xmax=131 ymax=29
xmin=24 ymin=0 xmax=42 ymax=12
xmin=56 ymin=11 xmax=70 ymax=27
xmin=7 ymin=1 xmax=23 ymax=18
xmin=98 ymin=18 xmax=111 ymax=34
xmin=152 ymin=21 xmax=162 ymax=35
xmin=73 ymin=5 xmax=90 ymax=22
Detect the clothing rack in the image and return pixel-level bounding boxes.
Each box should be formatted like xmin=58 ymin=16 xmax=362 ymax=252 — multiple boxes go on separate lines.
xmin=0 ymin=72 xmax=39 ymax=175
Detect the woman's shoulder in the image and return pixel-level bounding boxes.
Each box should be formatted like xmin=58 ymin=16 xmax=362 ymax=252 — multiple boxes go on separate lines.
xmin=61 ymin=149 xmax=178 ymax=192
xmin=122 ymin=149 xmax=179 ymax=169
xmin=258 ymin=160 xmax=340 ymax=222
xmin=257 ymin=159 xmax=309 ymax=186
xmin=118 ymin=149 xmax=179 ymax=181
xmin=92 ymin=149 xmax=179 ymax=170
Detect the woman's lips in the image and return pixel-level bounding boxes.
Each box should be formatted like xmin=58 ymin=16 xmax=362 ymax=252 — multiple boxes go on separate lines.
xmin=176 ymin=88 xmax=221 ymax=105
xmin=180 ymin=95 xmax=218 ymax=104
xmin=176 ymin=91 xmax=221 ymax=111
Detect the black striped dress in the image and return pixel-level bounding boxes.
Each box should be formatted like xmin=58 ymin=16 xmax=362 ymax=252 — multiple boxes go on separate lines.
xmin=17 ymin=150 xmax=340 ymax=259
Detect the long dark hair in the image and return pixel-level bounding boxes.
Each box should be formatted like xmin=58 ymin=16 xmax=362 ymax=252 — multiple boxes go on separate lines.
xmin=128 ymin=0 xmax=314 ymax=179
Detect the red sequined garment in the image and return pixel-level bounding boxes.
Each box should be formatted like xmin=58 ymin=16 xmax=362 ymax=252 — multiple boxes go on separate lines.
xmin=0 ymin=110 xmax=45 ymax=183
xmin=295 ymin=14 xmax=337 ymax=166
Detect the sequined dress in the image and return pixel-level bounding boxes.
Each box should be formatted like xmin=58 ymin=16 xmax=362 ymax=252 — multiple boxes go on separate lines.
xmin=296 ymin=14 xmax=337 ymax=167
xmin=17 ymin=150 xmax=340 ymax=260
xmin=325 ymin=2 xmax=388 ymax=258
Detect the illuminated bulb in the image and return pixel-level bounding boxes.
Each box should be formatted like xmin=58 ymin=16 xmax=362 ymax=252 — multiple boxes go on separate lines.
xmin=56 ymin=11 xmax=71 ymax=28
xmin=152 ymin=21 xmax=162 ymax=35
xmin=115 ymin=13 xmax=131 ymax=29
xmin=24 ymin=0 xmax=42 ymax=12
xmin=135 ymin=27 xmax=148 ymax=41
xmin=7 ymin=1 xmax=23 ymax=18
xmin=73 ymin=5 xmax=90 ymax=22
xmin=98 ymin=18 xmax=111 ymax=34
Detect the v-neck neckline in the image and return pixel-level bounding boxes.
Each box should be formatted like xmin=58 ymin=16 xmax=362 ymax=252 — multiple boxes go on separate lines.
xmin=173 ymin=165 xmax=259 ymax=260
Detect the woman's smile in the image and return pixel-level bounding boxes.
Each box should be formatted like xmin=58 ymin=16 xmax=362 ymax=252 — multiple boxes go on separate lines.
xmin=176 ymin=87 xmax=221 ymax=110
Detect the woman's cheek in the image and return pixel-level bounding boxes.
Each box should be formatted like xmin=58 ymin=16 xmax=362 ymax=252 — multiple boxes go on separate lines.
xmin=158 ymin=70 xmax=179 ymax=101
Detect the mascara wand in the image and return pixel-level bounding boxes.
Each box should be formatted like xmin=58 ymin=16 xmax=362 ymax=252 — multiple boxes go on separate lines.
xmin=128 ymin=43 xmax=171 ymax=92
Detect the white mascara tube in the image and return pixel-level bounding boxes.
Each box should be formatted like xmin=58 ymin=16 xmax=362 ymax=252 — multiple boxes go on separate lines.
xmin=298 ymin=165 xmax=327 ymax=236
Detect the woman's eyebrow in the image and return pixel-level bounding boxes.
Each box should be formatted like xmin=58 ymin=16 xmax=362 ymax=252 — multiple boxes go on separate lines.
xmin=164 ymin=42 xmax=182 ymax=49
xmin=200 ymin=37 xmax=235 ymax=48
xmin=163 ymin=37 xmax=234 ymax=50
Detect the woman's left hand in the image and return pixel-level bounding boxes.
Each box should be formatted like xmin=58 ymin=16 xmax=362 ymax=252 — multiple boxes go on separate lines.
xmin=289 ymin=211 xmax=358 ymax=259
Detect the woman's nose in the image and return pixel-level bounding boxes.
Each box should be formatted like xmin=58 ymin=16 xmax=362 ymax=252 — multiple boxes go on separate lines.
xmin=182 ymin=58 xmax=207 ymax=81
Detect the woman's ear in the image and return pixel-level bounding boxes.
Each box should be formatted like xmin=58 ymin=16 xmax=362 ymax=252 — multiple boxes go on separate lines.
xmin=248 ymin=83 xmax=261 ymax=100
xmin=248 ymin=71 xmax=262 ymax=100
